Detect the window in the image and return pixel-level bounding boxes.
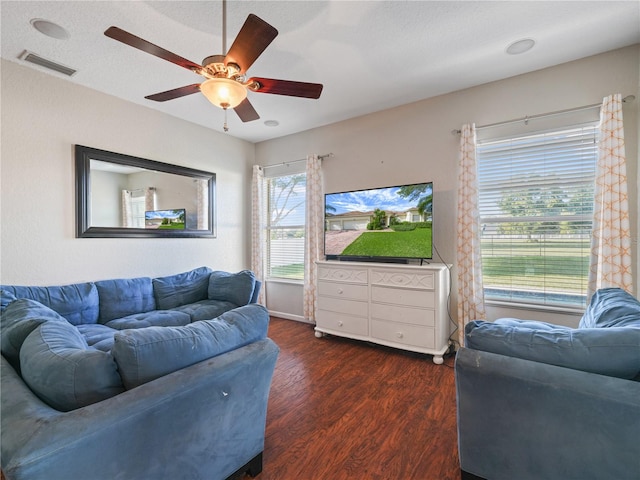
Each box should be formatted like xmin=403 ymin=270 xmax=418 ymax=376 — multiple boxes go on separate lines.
xmin=264 ymin=171 xmax=306 ymax=281
xmin=476 ymin=125 xmax=598 ymax=309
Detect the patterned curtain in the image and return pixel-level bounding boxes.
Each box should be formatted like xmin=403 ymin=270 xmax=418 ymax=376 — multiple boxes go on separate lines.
xmin=587 ymin=94 xmax=633 ymax=298
xmin=144 ymin=187 xmax=155 ymax=213
xmin=121 ymin=190 xmax=133 ymax=227
xmin=196 ymin=179 xmax=208 ymax=230
xmin=251 ymin=166 xmax=266 ymax=305
xmin=456 ymin=123 xmax=486 ymax=347
xmin=303 ymin=155 xmax=323 ymax=322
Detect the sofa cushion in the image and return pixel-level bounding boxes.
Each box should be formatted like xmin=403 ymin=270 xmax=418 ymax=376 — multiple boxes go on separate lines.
xmin=208 ymin=270 xmax=256 ymax=307
xmin=0 ymin=298 xmax=68 ymax=371
xmin=0 ymin=283 xmax=99 ymax=325
xmin=465 ymin=319 xmax=640 ymax=379
xmin=20 ymin=321 xmax=124 ymax=411
xmin=170 ymin=299 xmax=239 ymax=322
xmin=95 ymin=277 xmax=155 ymax=323
xmin=153 ymin=266 xmax=213 ymax=310
xmin=103 ymin=310 xmax=191 ymax=330
xmin=76 ymin=324 xmax=118 ymax=352
xmin=112 ymin=303 xmax=269 ymax=389
xmin=579 ymin=288 xmax=640 ymax=328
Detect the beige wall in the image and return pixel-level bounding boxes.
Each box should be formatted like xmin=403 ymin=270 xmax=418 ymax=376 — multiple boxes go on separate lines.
xmin=0 ymin=59 xmax=255 ymax=285
xmin=256 ymin=45 xmax=640 ymax=327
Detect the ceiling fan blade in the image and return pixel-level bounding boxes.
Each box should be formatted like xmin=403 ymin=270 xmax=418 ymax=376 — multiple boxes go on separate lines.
xmin=224 ymin=14 xmax=278 ymax=73
xmin=145 ymin=84 xmax=202 ymax=102
xmin=104 ymin=26 xmax=202 ymax=72
xmin=234 ymin=98 xmax=260 ymax=122
xmin=248 ymin=78 xmax=323 ymax=99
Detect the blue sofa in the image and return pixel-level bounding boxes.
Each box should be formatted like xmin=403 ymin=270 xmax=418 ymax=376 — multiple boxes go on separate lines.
xmin=455 ymin=288 xmax=640 ymax=480
xmin=0 ymin=267 xmax=279 ymax=480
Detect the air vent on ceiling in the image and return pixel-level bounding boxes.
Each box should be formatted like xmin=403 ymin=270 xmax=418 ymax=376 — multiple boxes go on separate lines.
xmin=18 ymin=50 xmax=76 ymax=76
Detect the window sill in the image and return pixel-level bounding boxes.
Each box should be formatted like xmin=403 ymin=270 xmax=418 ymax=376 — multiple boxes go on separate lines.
xmin=485 ymin=299 xmax=584 ymax=316
xmin=265 ymin=277 xmax=303 ymax=286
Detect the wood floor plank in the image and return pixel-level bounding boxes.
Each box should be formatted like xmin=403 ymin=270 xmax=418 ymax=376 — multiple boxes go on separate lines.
xmin=254 ymin=317 xmax=460 ymax=480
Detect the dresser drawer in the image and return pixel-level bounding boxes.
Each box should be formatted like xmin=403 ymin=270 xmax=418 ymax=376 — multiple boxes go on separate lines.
xmin=316 ymin=310 xmax=369 ymax=336
xmin=318 ymin=266 xmax=368 ymax=284
xmin=371 ymin=285 xmax=434 ymax=308
xmin=317 ymin=296 xmax=368 ymax=317
xmin=371 ymin=269 xmax=434 ymax=290
xmin=370 ymin=319 xmax=435 ymax=349
xmin=371 ymin=302 xmax=435 ymax=327
xmin=318 ymin=280 xmax=368 ymax=301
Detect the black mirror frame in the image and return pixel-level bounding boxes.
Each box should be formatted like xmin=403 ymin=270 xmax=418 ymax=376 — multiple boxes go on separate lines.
xmin=75 ymin=145 xmax=216 ymax=238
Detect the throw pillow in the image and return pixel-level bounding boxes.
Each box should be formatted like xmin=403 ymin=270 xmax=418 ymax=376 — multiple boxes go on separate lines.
xmin=20 ymin=321 xmax=124 ymax=411
xmin=579 ymin=288 xmax=640 ymax=328
xmin=208 ymin=270 xmax=256 ymax=307
xmin=465 ymin=319 xmax=640 ymax=379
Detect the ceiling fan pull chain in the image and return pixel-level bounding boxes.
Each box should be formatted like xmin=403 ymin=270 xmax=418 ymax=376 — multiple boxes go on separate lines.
xmin=223 ymin=108 xmax=229 ymax=132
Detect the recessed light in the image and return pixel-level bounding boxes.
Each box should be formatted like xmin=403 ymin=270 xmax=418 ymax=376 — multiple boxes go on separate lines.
xmin=506 ymin=38 xmax=535 ymax=55
xmin=264 ymin=120 xmax=279 ymax=127
xmin=30 ymin=19 xmax=69 ymax=40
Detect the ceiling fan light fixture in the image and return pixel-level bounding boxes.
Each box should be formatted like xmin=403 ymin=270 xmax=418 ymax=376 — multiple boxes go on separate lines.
xmin=200 ymin=78 xmax=247 ymax=109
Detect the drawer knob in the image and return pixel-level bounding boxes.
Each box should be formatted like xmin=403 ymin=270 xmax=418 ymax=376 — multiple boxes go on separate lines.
xmin=337 ymin=288 xmax=343 ymax=295
xmin=338 ymin=321 xmax=344 ymax=327
xmin=396 ymin=332 xmax=404 ymax=339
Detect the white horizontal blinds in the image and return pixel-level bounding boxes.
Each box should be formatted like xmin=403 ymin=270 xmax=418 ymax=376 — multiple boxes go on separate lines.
xmin=264 ymin=168 xmax=306 ymax=281
xmin=477 ymin=125 xmax=598 ymax=308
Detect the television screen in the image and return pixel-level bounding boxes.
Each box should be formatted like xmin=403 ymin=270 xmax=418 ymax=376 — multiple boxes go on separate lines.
xmin=145 ymin=209 xmax=186 ymax=230
xmin=324 ymin=182 xmax=433 ymax=262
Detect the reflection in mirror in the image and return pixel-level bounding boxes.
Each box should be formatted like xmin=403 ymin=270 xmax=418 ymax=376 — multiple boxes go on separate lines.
xmin=76 ymin=146 xmax=215 ymax=238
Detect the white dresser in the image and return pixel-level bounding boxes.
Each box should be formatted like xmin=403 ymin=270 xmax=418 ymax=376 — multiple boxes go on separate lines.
xmin=315 ymin=260 xmax=451 ymax=364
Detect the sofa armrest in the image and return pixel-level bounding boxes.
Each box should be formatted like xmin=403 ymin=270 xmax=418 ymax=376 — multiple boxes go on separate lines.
xmin=455 ymin=347 xmax=640 ymax=480
xmin=1 ymin=338 xmax=279 ymax=480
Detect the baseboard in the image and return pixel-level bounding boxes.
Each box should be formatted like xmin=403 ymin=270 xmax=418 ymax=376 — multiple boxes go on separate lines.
xmin=267 ymin=310 xmax=313 ymax=324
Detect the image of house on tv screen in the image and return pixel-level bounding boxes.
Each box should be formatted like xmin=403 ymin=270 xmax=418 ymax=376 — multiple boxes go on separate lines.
xmin=324 ymin=182 xmax=433 ymax=260
xmin=145 ymin=209 xmax=186 ymax=230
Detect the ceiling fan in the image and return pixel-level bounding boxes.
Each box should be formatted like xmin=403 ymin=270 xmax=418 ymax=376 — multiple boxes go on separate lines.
xmin=104 ymin=0 xmax=323 ymax=131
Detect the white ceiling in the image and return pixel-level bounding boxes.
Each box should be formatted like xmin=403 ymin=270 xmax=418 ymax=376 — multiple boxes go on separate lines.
xmin=2 ymin=1 xmax=639 ymax=143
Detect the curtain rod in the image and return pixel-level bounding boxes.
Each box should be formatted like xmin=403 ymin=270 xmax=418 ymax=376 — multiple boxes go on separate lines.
xmin=262 ymin=152 xmax=334 ymax=170
xmin=451 ymin=94 xmax=635 ymax=135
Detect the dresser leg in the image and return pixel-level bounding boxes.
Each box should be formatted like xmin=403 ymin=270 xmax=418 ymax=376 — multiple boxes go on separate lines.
xmin=432 ymin=355 xmax=444 ymax=365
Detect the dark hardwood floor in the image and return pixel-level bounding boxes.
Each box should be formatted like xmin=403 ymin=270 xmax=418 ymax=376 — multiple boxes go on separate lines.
xmin=253 ymin=317 xmax=460 ymax=480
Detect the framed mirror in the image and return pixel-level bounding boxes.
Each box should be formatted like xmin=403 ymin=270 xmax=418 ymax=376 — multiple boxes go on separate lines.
xmin=75 ymin=145 xmax=215 ymax=238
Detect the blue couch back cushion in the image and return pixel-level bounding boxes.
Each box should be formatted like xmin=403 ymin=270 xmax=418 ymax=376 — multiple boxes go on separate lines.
xmin=20 ymin=321 xmax=124 ymax=411
xmin=152 ymin=266 xmax=213 ymax=310
xmin=465 ymin=318 xmax=640 ymax=379
xmin=111 ymin=303 xmax=269 ymax=389
xmin=95 ymin=277 xmax=155 ymax=323
xmin=0 ymin=298 xmax=68 ymax=372
xmin=579 ymin=287 xmax=640 ymax=328
xmin=208 ymin=270 xmax=256 ymax=307
xmin=0 ymin=283 xmax=99 ymax=325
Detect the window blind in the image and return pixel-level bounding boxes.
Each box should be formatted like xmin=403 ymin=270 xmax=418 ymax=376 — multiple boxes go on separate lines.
xmin=264 ymin=172 xmax=306 ymax=281
xmin=476 ymin=125 xmax=598 ymax=308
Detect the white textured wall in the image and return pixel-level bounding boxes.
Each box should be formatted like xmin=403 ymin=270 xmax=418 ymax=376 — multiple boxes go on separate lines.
xmin=257 ymin=45 xmax=640 ymax=326
xmin=0 ymin=59 xmax=255 ymax=285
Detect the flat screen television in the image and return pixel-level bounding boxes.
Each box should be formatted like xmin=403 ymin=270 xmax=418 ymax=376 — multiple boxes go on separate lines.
xmin=324 ymin=182 xmax=433 ymax=262
xmin=145 ymin=209 xmax=186 ymax=230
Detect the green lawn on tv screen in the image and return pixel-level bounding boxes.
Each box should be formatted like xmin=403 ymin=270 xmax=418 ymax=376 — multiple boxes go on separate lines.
xmin=340 ymin=227 xmax=432 ymax=258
